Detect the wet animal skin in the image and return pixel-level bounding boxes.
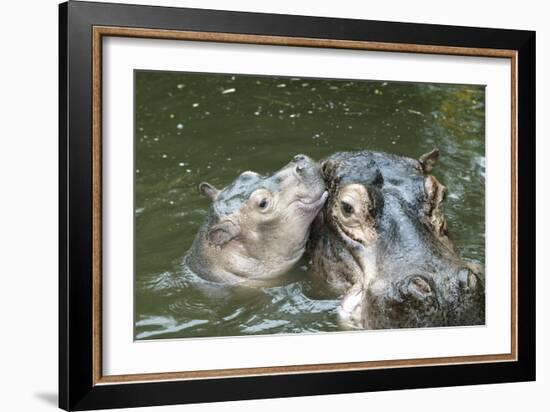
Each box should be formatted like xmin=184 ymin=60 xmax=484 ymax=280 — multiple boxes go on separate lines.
xmin=307 ymin=149 xmax=485 ymax=329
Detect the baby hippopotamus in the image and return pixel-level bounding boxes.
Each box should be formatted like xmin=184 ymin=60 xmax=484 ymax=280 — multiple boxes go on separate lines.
xmin=308 ymin=149 xmax=485 ymax=329
xmin=187 ymin=154 xmax=328 ymax=285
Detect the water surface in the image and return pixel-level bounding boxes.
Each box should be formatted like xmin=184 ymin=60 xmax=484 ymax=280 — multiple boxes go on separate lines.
xmin=134 ymin=71 xmax=485 ymax=340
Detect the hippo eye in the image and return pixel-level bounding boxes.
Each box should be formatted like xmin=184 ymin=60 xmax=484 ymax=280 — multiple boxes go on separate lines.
xmin=258 ymin=199 xmax=268 ymax=209
xmin=341 ymin=201 xmax=354 ymax=216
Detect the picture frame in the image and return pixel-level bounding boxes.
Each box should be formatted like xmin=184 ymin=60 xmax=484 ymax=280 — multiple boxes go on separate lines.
xmin=59 ymin=1 xmax=535 ymax=410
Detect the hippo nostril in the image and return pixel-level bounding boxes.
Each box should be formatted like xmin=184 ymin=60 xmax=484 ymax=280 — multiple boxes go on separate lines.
xmin=458 ymin=269 xmax=479 ymax=290
xmin=295 ymin=165 xmax=305 ymax=174
xmin=398 ymin=275 xmax=433 ymax=300
xmin=467 ymin=273 xmax=479 ymax=289
xmin=293 ymin=154 xmax=307 ymax=163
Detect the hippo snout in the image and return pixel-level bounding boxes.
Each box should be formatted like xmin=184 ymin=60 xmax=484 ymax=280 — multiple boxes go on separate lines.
xmin=292 ymin=154 xmax=308 ymax=163
xmin=292 ymin=154 xmax=314 ymax=171
xmin=290 ymin=154 xmax=320 ymax=179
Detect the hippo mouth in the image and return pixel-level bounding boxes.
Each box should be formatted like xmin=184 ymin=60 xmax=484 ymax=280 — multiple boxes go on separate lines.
xmin=295 ymin=191 xmax=328 ymax=213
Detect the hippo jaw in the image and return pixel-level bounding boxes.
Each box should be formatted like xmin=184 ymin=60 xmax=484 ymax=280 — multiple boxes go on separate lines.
xmin=188 ymin=154 xmax=327 ymax=284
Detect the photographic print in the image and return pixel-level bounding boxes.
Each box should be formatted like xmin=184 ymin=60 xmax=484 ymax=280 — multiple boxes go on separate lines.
xmin=134 ymin=71 xmax=486 ymax=340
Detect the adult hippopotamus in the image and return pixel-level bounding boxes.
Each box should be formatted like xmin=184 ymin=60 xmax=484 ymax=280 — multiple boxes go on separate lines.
xmin=307 ymin=149 xmax=485 ymax=329
xmin=187 ymin=154 xmax=328 ymax=285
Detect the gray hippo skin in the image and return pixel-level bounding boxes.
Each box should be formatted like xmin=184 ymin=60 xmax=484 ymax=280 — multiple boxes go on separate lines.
xmin=307 ymin=149 xmax=485 ymax=329
xmin=187 ymin=155 xmax=328 ymax=285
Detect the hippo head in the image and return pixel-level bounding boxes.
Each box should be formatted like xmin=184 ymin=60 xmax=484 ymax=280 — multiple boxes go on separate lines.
xmin=188 ymin=154 xmax=327 ymax=284
xmin=309 ymin=149 xmax=484 ymax=328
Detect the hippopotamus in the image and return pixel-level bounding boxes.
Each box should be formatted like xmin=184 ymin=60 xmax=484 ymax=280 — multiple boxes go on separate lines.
xmin=187 ymin=154 xmax=328 ymax=285
xmin=307 ymin=149 xmax=485 ymax=329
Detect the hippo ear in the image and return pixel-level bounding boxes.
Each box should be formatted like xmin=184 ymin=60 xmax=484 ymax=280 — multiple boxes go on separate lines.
xmin=199 ymin=182 xmax=220 ymax=201
xmin=418 ymin=148 xmax=440 ymax=173
xmin=208 ymin=221 xmax=240 ymax=247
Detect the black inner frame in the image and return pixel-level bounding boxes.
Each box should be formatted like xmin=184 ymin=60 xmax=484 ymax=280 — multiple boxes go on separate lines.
xmin=59 ymin=1 xmax=536 ymax=411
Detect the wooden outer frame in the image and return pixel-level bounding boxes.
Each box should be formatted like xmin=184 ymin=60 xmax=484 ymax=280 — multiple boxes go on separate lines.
xmin=92 ymin=25 xmax=518 ymax=385
xmin=60 ymin=1 xmax=535 ymax=410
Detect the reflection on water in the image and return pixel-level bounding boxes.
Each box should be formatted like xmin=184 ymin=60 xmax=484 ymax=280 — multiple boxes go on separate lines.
xmin=135 ymin=71 xmax=485 ymax=340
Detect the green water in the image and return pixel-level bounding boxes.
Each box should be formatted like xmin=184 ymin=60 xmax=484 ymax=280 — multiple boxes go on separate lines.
xmin=134 ymin=71 xmax=485 ymax=340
